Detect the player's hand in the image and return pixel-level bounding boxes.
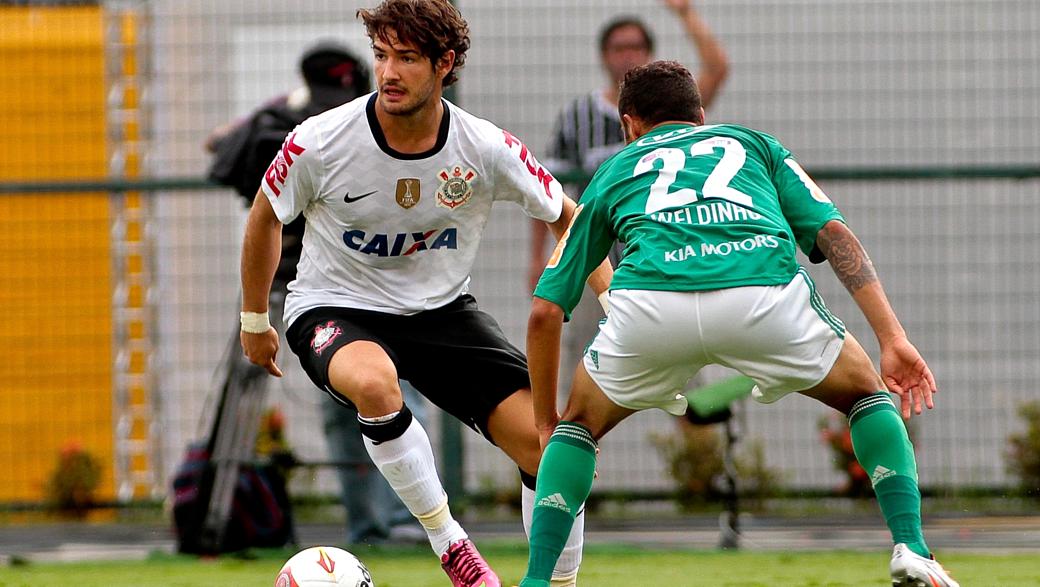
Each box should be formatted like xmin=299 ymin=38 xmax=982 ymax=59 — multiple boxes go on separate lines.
xmin=536 ymin=414 xmax=561 ymax=452
xmin=879 ymin=336 xmax=936 ymax=420
xmin=662 ymin=0 xmax=692 ymax=15
xmin=241 ymin=328 xmax=283 ymax=377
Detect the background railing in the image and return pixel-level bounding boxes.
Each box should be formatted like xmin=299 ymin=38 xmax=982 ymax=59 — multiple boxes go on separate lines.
xmin=4 ymin=165 xmax=1040 ymax=194
xmin=5 ymin=165 xmax=1039 ymax=507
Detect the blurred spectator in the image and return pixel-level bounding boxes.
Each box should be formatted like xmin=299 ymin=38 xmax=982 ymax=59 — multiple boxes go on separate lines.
xmin=532 ymin=0 xmax=729 ymax=393
xmin=206 ymin=39 xmax=425 ymax=546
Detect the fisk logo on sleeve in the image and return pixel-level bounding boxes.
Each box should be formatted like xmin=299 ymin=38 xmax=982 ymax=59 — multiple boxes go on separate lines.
xmin=264 ymin=132 xmax=306 ymax=197
xmin=502 ymin=130 xmax=556 ymax=200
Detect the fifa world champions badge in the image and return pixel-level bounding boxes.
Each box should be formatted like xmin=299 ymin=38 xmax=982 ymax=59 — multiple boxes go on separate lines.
xmin=311 ymin=321 xmax=342 ymax=355
xmin=436 ymin=166 xmax=476 ymax=209
xmin=396 ymin=177 xmax=421 ymax=209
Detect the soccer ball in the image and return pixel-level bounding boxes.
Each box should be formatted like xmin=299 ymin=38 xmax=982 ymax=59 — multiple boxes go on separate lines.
xmin=275 ymin=546 xmax=374 ymax=587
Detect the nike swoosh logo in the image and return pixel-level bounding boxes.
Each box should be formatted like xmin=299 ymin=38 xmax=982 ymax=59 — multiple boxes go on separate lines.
xmin=344 ymin=190 xmax=377 ymax=203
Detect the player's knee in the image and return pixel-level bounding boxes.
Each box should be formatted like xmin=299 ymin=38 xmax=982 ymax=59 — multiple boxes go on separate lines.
xmin=488 ymin=420 xmax=544 ymax=474
xmin=514 ymin=444 xmax=541 ymax=477
xmin=827 ymin=374 xmax=885 ymax=416
xmin=583 ymin=420 xmax=610 ymax=441
xmin=844 ymin=358 xmax=885 ymax=399
xmin=333 ymin=368 xmax=401 ymax=415
xmin=557 ymin=410 xmax=603 ymax=438
xmin=491 ymin=422 xmax=541 ymax=474
xmin=817 ymin=342 xmax=886 ymax=414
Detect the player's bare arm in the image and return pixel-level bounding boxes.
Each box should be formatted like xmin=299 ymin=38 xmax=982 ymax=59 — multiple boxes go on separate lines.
xmin=816 ymin=219 xmax=879 ymax=294
xmin=526 ymin=297 xmax=566 ymax=450
xmin=240 ymin=189 xmax=284 ymax=377
xmin=528 ymin=221 xmax=550 ymax=291
xmin=816 ymin=219 xmax=937 ymax=418
xmin=549 ymin=195 xmax=614 ymax=299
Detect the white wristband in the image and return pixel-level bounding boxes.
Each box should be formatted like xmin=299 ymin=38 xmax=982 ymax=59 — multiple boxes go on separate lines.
xmin=240 ymin=311 xmax=271 ymax=334
xmin=598 ymin=291 xmax=610 ymax=315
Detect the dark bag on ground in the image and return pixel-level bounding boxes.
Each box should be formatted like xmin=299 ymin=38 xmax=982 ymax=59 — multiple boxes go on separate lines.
xmin=172 ymin=442 xmax=294 ymax=554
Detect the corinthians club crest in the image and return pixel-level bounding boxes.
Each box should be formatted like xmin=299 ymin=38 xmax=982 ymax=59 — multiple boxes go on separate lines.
xmin=311 ymin=321 xmax=342 ymax=355
xmin=436 ymin=166 xmax=476 ymax=209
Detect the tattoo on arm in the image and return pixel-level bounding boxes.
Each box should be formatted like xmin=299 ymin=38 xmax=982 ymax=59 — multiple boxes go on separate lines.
xmin=817 ymin=222 xmax=878 ymax=294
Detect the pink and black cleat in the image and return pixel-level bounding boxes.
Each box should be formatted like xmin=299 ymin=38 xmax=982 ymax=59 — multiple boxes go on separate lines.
xmin=440 ymin=539 xmax=501 ymax=587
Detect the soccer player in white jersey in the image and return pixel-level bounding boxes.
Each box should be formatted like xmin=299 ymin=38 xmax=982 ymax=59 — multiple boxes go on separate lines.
xmin=239 ymin=2 xmax=610 ymax=586
xmin=519 ymin=61 xmax=957 ymax=587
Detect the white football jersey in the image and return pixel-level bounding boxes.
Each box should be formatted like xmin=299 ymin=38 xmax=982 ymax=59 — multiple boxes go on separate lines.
xmin=260 ymin=93 xmax=565 ymax=325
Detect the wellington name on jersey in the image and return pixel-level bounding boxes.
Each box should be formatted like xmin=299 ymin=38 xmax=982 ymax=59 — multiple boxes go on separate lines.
xmin=534 ymin=123 xmax=845 ymax=319
xmin=261 ymin=93 xmax=564 ymax=324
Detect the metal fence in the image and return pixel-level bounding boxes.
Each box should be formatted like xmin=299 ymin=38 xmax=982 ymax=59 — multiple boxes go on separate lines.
xmin=1 ymin=0 xmax=1038 ymax=506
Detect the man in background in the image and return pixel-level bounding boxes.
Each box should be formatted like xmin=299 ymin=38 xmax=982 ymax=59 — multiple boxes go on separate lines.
xmin=531 ymin=0 xmax=729 ymax=391
xmin=207 ymin=39 xmax=426 ymax=547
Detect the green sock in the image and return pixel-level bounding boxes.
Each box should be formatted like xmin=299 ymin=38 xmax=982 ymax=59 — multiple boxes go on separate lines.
xmin=520 ymin=422 xmax=597 ymax=587
xmin=848 ymin=392 xmax=930 ymax=558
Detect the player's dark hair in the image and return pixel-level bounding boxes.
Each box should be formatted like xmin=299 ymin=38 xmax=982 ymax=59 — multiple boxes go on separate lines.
xmin=618 ymin=60 xmax=702 ymax=126
xmin=598 ymin=16 xmax=655 ymax=54
xmin=358 ymin=0 xmax=470 ymax=87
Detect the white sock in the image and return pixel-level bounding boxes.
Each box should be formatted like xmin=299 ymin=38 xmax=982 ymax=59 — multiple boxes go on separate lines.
xmin=522 ymin=483 xmax=584 ymax=579
xmin=363 ymin=416 xmax=466 ymax=557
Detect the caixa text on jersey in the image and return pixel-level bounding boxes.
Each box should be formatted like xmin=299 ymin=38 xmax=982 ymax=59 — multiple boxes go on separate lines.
xmin=342 ymin=228 xmax=458 ymax=257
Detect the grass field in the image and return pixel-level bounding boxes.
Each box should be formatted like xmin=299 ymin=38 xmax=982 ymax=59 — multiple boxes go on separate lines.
xmin=1 ymin=543 xmax=1038 ymax=586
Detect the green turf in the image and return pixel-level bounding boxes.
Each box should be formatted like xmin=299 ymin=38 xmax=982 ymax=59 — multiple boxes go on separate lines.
xmin=1 ymin=543 xmax=1037 ymax=586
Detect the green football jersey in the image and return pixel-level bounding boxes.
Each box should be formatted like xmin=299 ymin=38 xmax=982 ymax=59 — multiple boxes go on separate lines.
xmin=535 ymin=123 xmax=845 ymax=319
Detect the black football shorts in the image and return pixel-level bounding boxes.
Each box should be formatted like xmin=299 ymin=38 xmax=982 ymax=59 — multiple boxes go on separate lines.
xmin=286 ymin=294 xmax=530 ymax=440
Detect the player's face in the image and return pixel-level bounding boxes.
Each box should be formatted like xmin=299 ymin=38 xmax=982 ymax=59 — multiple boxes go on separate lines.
xmin=601 ymin=25 xmax=652 ymax=83
xmin=372 ymin=35 xmax=446 ymax=116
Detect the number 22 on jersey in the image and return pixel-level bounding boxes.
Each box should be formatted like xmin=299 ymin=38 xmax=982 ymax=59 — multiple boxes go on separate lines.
xmin=637 ymin=137 xmax=753 ymax=215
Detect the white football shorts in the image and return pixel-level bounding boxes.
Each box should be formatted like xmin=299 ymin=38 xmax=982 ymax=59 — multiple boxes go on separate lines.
xmin=583 ymin=269 xmax=846 ymax=415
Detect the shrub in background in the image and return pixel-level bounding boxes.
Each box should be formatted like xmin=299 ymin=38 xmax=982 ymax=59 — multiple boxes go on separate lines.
xmin=1006 ymin=401 xmax=1040 ymax=497
xmin=652 ymin=422 xmax=780 ymax=510
xmin=817 ymin=414 xmax=871 ymax=498
xmin=652 ymin=423 xmax=725 ymax=508
xmin=734 ymin=439 xmax=783 ymax=509
xmin=255 ymin=407 xmax=297 ymax=479
xmin=46 ymin=441 xmax=102 ymax=517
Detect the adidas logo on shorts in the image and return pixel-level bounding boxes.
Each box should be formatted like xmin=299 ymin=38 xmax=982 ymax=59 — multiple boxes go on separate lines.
xmin=537 ymin=493 xmax=571 ymax=514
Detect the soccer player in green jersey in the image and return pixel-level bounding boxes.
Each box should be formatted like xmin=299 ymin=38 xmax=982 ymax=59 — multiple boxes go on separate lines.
xmin=518 ymin=61 xmax=958 ymax=587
